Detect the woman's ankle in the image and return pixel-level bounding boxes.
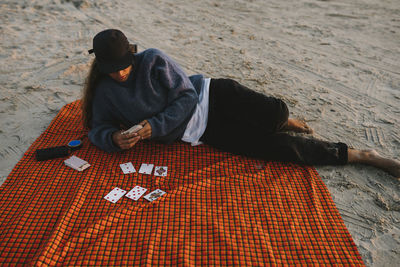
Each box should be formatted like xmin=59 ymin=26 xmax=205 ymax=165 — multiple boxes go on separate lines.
xmin=348 ymin=149 xmax=377 ymax=163
xmin=348 ymin=149 xmax=400 ymax=178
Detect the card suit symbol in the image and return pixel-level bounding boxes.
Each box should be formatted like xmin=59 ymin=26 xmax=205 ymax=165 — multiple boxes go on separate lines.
xmin=151 ymin=192 xmax=162 ymax=199
xmin=156 ymin=168 xmax=166 ymax=175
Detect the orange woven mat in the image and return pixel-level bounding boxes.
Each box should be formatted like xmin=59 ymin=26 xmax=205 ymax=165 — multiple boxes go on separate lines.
xmin=0 ymin=100 xmax=364 ymax=266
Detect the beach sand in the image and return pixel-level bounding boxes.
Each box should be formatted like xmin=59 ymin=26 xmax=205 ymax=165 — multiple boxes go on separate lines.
xmin=1 ymin=0 xmax=399 ymax=265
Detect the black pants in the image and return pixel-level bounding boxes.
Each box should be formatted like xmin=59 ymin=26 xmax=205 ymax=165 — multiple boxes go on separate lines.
xmin=200 ymin=79 xmax=348 ymax=165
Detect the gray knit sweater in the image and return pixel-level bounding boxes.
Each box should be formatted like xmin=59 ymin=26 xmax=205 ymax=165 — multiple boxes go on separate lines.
xmin=89 ymin=48 xmax=204 ymax=152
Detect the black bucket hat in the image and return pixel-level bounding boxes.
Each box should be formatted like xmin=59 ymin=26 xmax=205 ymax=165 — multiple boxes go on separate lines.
xmin=88 ymin=29 xmax=134 ymax=74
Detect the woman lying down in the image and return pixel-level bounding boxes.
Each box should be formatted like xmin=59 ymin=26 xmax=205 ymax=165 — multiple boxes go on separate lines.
xmin=82 ymin=29 xmax=400 ymax=180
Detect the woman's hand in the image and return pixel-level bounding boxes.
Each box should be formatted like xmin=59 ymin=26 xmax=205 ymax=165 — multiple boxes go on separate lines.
xmin=112 ymin=120 xmax=152 ymax=150
xmin=137 ymin=120 xmax=152 ymax=140
xmin=112 ymin=130 xmax=141 ymax=150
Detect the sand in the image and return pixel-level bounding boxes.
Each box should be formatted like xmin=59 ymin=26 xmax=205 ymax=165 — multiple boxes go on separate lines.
xmin=1 ymin=0 xmax=399 ymax=265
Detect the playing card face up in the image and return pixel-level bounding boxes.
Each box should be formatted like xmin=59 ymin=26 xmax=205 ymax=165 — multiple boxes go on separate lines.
xmin=144 ymin=189 xmax=166 ymax=202
xmin=120 ymin=162 xmax=136 ymax=174
xmin=125 ymin=185 xmax=148 ymax=201
xmin=104 ymin=187 xmax=127 ymax=203
xmin=139 ymin=163 xmax=154 ymax=175
xmin=154 ymin=166 xmax=168 ymax=177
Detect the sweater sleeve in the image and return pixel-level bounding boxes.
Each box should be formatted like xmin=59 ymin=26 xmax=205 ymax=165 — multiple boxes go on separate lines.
xmin=88 ymin=92 xmax=122 ymax=153
xmin=147 ymin=52 xmax=198 ymax=139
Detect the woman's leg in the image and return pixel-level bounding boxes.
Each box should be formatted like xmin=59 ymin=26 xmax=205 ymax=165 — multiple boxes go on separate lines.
xmin=202 ymin=78 xmax=400 ymax=176
xmin=202 ymin=119 xmax=400 ymax=177
xmin=208 ymin=78 xmax=312 ymax=134
xmin=348 ymin=149 xmax=400 ymax=178
xmin=202 ymin=78 xmax=341 ymax=165
xmin=203 ymin=124 xmax=400 ymax=177
xmin=202 ymin=122 xmax=347 ymax=166
xmin=208 ymin=78 xmax=289 ymax=133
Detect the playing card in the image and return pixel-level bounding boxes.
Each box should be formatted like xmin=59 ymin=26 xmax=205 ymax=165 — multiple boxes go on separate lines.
xmin=104 ymin=187 xmax=127 ymax=203
xmin=139 ymin=163 xmax=154 ymax=175
xmin=125 ymin=185 xmax=148 ymax=201
xmin=144 ymin=189 xmax=166 ymax=202
xmin=154 ymin=166 xmax=168 ymax=177
xmin=122 ymin=124 xmax=143 ymax=135
xmin=120 ymin=162 xmax=136 ymax=174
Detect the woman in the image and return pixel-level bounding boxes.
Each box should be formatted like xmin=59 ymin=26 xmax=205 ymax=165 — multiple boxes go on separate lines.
xmin=82 ymin=29 xmax=400 ymax=178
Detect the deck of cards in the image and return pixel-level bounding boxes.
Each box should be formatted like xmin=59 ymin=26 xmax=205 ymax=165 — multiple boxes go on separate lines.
xmin=64 ymin=155 xmax=90 ymax=171
xmin=104 ymin=186 xmax=166 ymax=203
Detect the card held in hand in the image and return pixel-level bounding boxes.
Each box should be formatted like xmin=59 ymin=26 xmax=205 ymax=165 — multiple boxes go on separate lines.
xmin=125 ymin=185 xmax=147 ymax=201
xmin=104 ymin=187 xmax=127 ymax=203
xmin=144 ymin=189 xmax=166 ymax=202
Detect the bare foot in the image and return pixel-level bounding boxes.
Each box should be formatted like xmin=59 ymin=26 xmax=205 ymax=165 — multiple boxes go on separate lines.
xmin=348 ymin=149 xmax=400 ymax=179
xmin=284 ymin=118 xmax=313 ymax=134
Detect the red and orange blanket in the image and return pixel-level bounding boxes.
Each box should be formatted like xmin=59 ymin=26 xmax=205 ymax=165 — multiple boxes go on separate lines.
xmin=0 ymin=101 xmax=363 ymax=266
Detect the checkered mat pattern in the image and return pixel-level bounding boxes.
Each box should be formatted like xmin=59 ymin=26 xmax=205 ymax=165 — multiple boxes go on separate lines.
xmin=0 ymin=100 xmax=364 ymax=266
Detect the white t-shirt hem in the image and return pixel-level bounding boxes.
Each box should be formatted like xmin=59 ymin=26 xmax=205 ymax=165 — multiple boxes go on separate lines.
xmin=181 ymin=78 xmax=211 ymax=146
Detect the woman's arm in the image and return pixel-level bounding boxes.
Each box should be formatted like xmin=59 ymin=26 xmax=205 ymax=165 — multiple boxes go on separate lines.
xmin=146 ymin=51 xmax=198 ymax=140
xmin=88 ymin=91 xmax=123 ymax=152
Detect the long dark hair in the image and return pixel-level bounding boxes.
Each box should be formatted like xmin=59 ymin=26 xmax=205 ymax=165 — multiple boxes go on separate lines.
xmin=81 ymin=44 xmax=137 ymax=129
xmin=81 ymin=59 xmax=105 ymax=129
